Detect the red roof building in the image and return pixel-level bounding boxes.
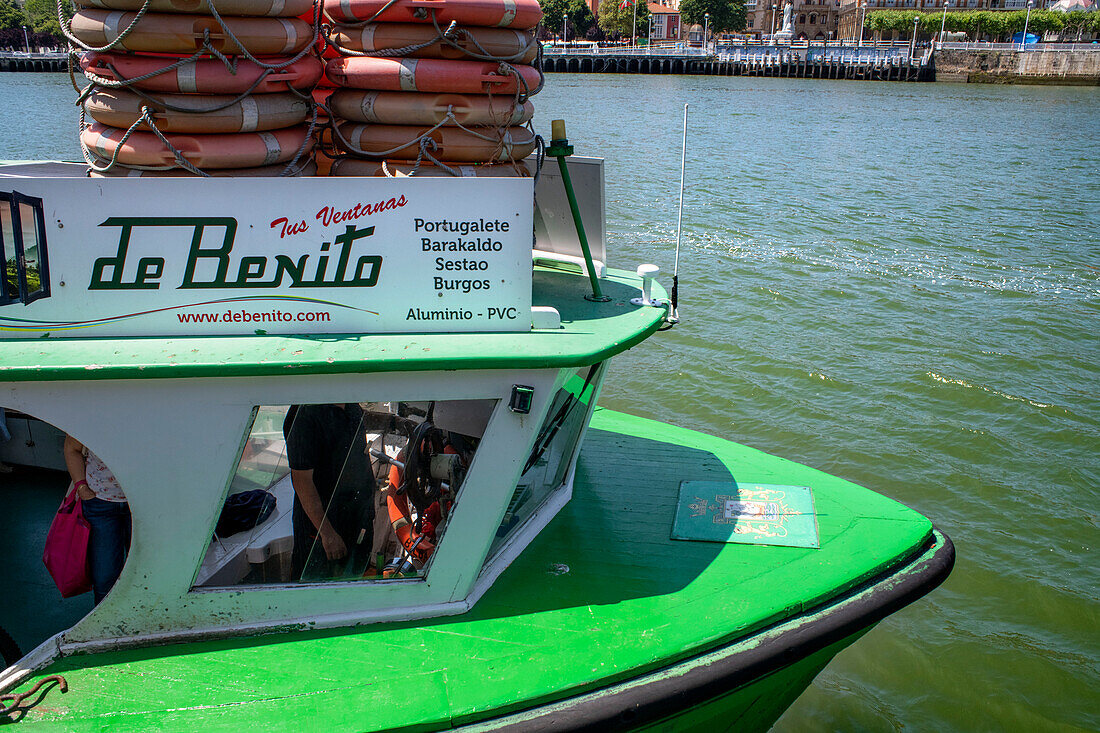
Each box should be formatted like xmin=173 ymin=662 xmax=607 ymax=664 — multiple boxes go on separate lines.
xmin=649 ymin=1 xmax=682 ymax=40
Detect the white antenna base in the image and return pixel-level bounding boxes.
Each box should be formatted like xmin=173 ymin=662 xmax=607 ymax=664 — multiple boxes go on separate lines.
xmin=630 ymin=264 xmax=665 ymax=307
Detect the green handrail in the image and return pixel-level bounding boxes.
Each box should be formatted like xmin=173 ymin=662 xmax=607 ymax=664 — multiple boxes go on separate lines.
xmin=546 ymin=120 xmax=610 ymax=302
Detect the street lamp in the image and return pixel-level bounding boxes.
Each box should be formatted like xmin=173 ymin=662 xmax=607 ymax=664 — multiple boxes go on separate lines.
xmin=704 ymin=12 xmax=710 ymax=52
xmin=22 ymin=25 xmax=30 ymax=53
xmin=909 ymin=15 xmax=919 ymax=58
xmin=857 ymin=3 xmax=866 ymax=47
xmin=939 ymin=0 xmax=950 ymax=45
xmin=1020 ymin=0 xmax=1034 ymax=50
xmin=771 ymin=4 xmax=778 ymax=36
xmin=562 ymin=15 xmax=567 ymax=43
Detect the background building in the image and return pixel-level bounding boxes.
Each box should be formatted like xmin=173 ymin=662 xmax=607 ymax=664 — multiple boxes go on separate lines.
xmin=649 ymin=1 xmax=683 ymax=40
xmin=746 ymin=0 xmax=842 ymax=39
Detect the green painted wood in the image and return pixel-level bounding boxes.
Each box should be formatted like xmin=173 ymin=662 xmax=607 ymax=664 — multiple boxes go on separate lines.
xmin=0 ymin=268 xmax=666 ymax=382
xmin=8 ymin=409 xmax=931 ymax=730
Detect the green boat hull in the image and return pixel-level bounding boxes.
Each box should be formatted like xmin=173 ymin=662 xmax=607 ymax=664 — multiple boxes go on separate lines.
xmin=633 ymin=634 xmax=861 ymax=733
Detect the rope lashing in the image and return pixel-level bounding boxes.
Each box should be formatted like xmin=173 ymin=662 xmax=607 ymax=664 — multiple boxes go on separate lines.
xmin=0 ymin=676 xmax=68 ymax=717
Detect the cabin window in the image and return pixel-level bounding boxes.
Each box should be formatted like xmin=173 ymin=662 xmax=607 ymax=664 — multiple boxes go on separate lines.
xmin=487 ymin=364 xmax=604 ymax=560
xmin=0 ymin=191 xmax=50 ymax=307
xmin=194 ymin=399 xmax=493 ymax=589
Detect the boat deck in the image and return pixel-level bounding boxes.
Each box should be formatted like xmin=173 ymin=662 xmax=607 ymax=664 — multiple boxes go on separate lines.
xmin=1 ymin=469 xmax=91 ymax=656
xmin=6 ymin=409 xmax=941 ymax=730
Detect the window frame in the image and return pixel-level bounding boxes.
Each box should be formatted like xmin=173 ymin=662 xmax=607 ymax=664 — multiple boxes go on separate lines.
xmin=0 ymin=190 xmax=51 ymax=307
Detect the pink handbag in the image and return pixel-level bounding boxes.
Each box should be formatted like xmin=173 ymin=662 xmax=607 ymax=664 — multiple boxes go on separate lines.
xmin=42 ymin=487 xmax=93 ymax=598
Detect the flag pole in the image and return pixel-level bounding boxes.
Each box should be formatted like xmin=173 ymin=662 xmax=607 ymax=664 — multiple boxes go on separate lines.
xmin=632 ymin=0 xmax=638 ymax=48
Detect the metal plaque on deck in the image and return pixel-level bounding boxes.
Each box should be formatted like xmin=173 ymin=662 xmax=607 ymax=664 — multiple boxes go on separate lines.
xmin=672 ymin=481 xmax=819 ymax=549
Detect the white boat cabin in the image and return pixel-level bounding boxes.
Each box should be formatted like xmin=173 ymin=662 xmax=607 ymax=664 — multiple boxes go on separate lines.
xmin=0 ymin=160 xmax=671 ymax=676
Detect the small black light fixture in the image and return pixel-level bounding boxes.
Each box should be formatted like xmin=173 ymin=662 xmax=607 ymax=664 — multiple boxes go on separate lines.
xmin=509 ymin=385 xmax=535 ymax=414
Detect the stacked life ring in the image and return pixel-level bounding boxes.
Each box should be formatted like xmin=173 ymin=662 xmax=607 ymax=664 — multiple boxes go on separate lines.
xmin=318 ymin=0 xmax=544 ymax=177
xmin=68 ymin=0 xmax=325 ymax=176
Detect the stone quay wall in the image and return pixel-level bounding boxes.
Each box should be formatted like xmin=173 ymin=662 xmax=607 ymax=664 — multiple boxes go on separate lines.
xmin=936 ymin=49 xmax=1100 ymax=85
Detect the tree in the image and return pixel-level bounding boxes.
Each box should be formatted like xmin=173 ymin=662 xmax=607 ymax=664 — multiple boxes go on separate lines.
xmin=679 ymin=0 xmax=746 ymax=33
xmin=598 ymin=0 xmax=650 ymax=39
xmin=540 ymin=0 xmax=569 ymax=37
xmin=864 ymin=10 xmax=918 ymax=35
xmin=919 ymin=12 xmax=943 ymax=35
xmin=1059 ymin=9 xmax=1089 ymax=40
xmin=0 ymin=0 xmax=26 ymax=32
xmin=23 ymin=0 xmax=73 ymax=36
xmin=982 ymin=11 xmax=1011 ymax=41
xmin=567 ymin=0 xmax=596 ymax=38
xmin=1027 ymin=10 xmax=1063 ymax=37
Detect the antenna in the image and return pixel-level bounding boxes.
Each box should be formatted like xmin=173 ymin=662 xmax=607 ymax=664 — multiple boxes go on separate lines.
xmin=671 ymin=103 xmax=688 ymax=323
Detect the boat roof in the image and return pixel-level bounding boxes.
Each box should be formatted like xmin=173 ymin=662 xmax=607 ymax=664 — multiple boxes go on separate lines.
xmin=1 ymin=156 xmax=665 ymax=380
xmin=0 ymin=265 xmax=666 ymax=381
xmin=6 ymin=409 xmax=947 ymax=729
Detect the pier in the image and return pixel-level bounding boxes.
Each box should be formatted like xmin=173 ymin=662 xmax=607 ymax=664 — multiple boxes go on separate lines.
xmin=0 ymin=52 xmax=67 ymax=73
xmin=542 ymin=42 xmax=933 ymax=81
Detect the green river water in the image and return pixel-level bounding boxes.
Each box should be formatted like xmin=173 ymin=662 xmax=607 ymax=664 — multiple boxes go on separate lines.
xmin=0 ymin=71 xmax=1097 ymax=731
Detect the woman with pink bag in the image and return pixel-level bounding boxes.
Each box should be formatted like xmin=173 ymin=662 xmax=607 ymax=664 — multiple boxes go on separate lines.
xmin=62 ymin=436 xmax=131 ymax=606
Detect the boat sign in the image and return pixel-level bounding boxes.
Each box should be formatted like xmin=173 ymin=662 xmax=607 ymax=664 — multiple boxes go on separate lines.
xmin=0 ymin=177 xmax=533 ymax=338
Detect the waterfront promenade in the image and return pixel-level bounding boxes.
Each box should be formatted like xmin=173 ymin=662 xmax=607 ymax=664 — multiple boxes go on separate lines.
xmin=542 ymin=39 xmax=1099 ymax=83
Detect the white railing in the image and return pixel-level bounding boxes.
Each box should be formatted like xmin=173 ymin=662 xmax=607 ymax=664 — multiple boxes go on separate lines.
xmin=717 ymin=38 xmax=911 ymax=48
xmin=542 ymin=45 xmax=710 ymax=57
xmin=716 ymin=44 xmax=913 ymax=63
xmin=0 ymin=50 xmax=67 ymax=58
xmin=936 ymin=41 xmax=1100 ymax=51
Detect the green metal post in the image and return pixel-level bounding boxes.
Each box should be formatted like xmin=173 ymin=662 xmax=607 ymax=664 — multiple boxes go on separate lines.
xmin=546 ymin=121 xmax=610 ymax=302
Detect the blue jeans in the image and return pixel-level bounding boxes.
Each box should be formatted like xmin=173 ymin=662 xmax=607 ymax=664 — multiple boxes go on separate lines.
xmin=82 ymin=498 xmax=131 ymax=605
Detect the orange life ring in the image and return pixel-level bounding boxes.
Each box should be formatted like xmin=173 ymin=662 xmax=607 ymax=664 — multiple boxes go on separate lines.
xmin=326 ymin=57 xmax=541 ymax=95
xmin=323 ymin=0 xmax=543 ymax=29
xmin=330 ymin=24 xmax=537 ymax=63
xmin=88 ymin=159 xmax=318 ymax=176
xmin=70 ymin=10 xmax=312 ymax=55
xmin=82 ymin=121 xmax=312 ymax=168
xmin=325 ymin=155 xmax=529 ymax=177
xmin=384 ymin=442 xmax=462 ymax=569
xmin=74 ymin=0 xmax=313 ymax=17
xmin=84 ymin=89 xmax=310 ymax=133
xmin=385 ymin=462 xmax=436 ymax=567
xmin=328 ymin=89 xmax=532 ymax=126
xmin=80 ymin=52 xmax=324 ymax=93
xmin=334 ymin=122 xmax=535 ymax=162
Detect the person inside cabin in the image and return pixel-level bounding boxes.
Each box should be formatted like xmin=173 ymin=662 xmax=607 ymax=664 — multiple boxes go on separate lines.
xmin=283 ymin=404 xmax=412 ymax=582
xmin=62 ymin=435 xmax=131 ymax=605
